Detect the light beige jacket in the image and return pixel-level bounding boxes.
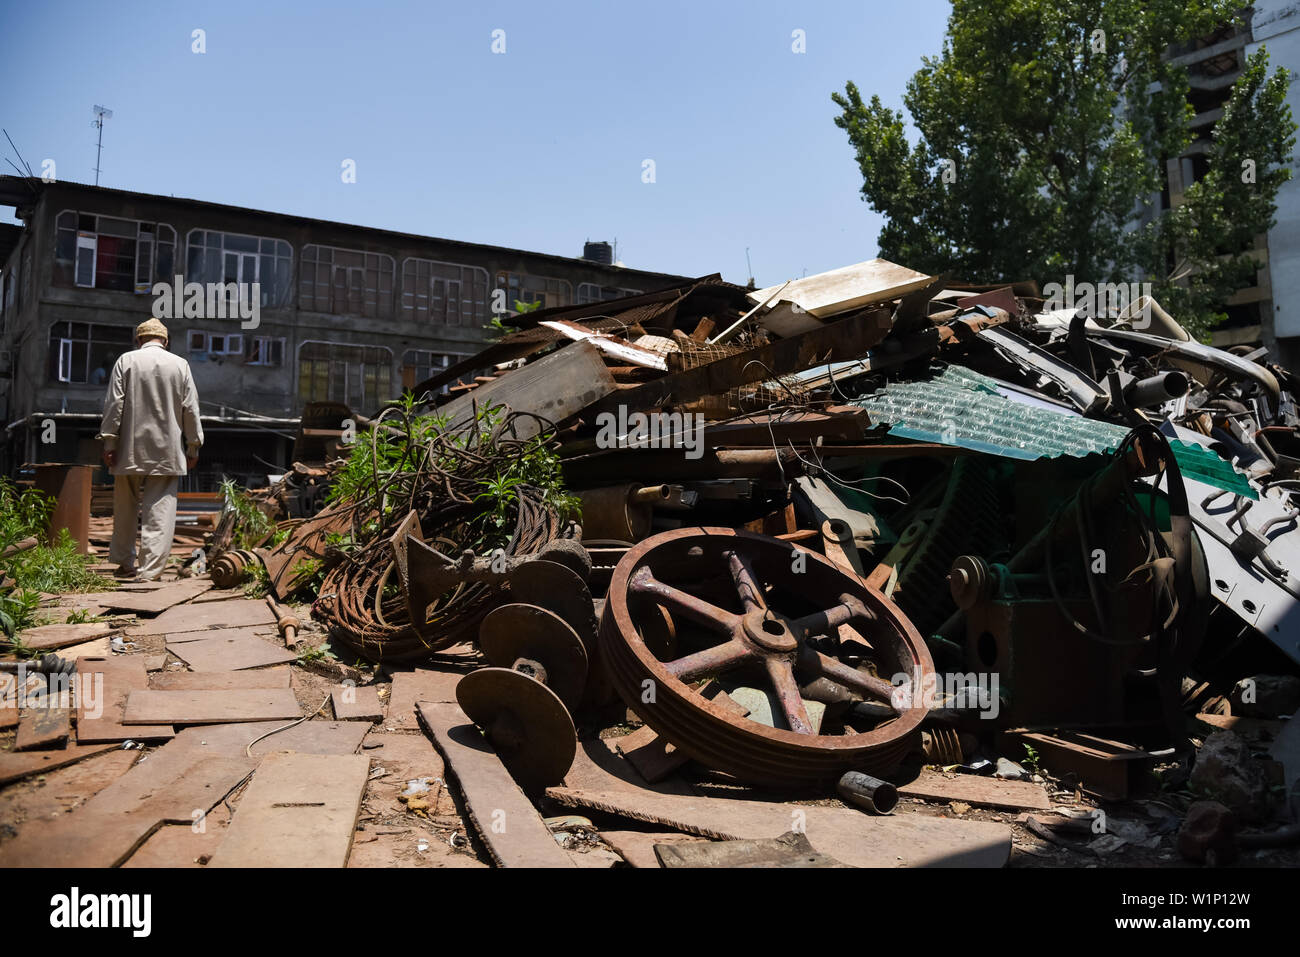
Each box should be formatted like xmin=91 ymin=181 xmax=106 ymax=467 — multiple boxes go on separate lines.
xmin=98 ymin=341 xmax=203 ymax=476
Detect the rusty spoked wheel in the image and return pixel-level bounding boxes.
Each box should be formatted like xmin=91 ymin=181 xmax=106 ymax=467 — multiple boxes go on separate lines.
xmin=600 ymin=527 xmax=934 ymax=788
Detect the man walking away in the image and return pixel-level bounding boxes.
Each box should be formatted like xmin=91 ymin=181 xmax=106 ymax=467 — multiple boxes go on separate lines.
xmin=97 ymin=319 xmax=203 ymax=581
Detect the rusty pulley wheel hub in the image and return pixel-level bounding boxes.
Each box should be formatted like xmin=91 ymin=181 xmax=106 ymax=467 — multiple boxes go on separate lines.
xmin=599 ymin=527 xmax=934 ymax=788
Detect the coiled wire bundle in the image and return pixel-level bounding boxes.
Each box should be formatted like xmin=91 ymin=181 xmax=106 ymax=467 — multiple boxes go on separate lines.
xmin=311 ymin=405 xmax=574 ymax=662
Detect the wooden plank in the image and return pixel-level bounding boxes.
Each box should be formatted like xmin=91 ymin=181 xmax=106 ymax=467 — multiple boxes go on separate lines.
xmin=897 ymin=768 xmax=1053 ymax=812
xmin=167 ymin=634 xmax=296 ymax=672
xmin=331 ymin=685 xmax=384 ymax=721
xmin=418 ymin=701 xmax=575 ymax=867
xmin=150 ymin=667 xmax=290 ymax=691
xmin=435 ymin=340 xmax=616 ymax=439
xmin=163 ymin=624 xmax=280 ymax=644
xmin=655 ymin=830 xmax=848 ymax=868
xmin=0 ymin=742 xmax=117 ymax=785
xmin=4 ymin=622 xmax=120 ymax=651
xmin=126 ymin=598 xmax=277 ymax=637
xmin=600 ymin=830 xmax=707 ymax=868
xmin=123 ymin=689 xmax=301 ymax=725
xmin=614 ymin=724 xmax=690 ymax=784
xmin=15 ymin=707 xmax=70 ymax=751
xmin=75 ymin=656 xmax=173 ymax=744
xmin=545 ymin=786 xmax=1011 ymax=868
xmin=0 ymin=756 xmax=250 ymax=868
xmin=0 ymin=721 xmax=369 ymax=866
xmin=101 ymin=578 xmax=212 ymax=614
xmin=209 ymin=752 xmax=370 ymax=868
xmin=385 ymin=668 xmax=461 ymax=730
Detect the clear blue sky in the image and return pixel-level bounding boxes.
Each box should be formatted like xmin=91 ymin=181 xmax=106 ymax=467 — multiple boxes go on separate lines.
xmin=1 ymin=0 xmax=951 ymax=286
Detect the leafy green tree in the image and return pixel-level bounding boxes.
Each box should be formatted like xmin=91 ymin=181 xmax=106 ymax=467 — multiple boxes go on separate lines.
xmin=832 ymin=0 xmax=1296 ymax=339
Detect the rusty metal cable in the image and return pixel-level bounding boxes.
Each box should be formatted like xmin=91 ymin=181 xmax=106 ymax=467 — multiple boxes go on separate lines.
xmin=310 ymin=409 xmax=572 ymax=662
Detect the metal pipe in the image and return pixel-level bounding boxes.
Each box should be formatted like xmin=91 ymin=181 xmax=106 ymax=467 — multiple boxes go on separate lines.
xmin=1125 ymin=371 xmax=1189 ymax=407
xmin=836 ymin=770 xmax=898 ymax=814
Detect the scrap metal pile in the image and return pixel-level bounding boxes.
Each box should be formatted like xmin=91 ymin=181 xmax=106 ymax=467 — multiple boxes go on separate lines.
xmin=211 ymin=261 xmax=1300 ymax=859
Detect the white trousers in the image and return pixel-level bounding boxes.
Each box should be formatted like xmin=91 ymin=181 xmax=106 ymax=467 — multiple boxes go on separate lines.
xmin=109 ymin=475 xmax=179 ymax=580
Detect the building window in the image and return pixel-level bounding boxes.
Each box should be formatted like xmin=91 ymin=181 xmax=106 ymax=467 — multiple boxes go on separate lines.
xmin=400 ymin=349 xmax=472 ymax=394
xmin=576 ymin=282 xmax=643 ymax=304
xmin=246 ymin=336 xmax=286 ymax=367
xmin=300 ymin=245 xmax=395 ymax=318
xmin=48 ymin=321 xmax=134 ymax=384
xmin=54 ymin=211 xmax=175 ymax=293
xmin=297 ymin=341 xmax=393 ymax=410
xmin=185 ymin=229 xmax=293 ymax=307
xmin=400 ymin=259 xmax=488 ymax=326
xmin=494 ymin=272 xmax=572 ymax=311
xmin=188 ymin=331 xmax=244 ymax=357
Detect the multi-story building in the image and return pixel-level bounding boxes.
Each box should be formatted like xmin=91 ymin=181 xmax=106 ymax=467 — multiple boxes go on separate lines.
xmin=1163 ymin=10 xmax=1298 ymax=367
xmin=0 ymin=176 xmax=688 ymax=488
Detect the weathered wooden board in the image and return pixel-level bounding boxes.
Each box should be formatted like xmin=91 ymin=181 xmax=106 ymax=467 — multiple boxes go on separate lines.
xmin=163 ymin=624 xmax=280 ymax=645
xmin=126 ymin=598 xmax=277 ymax=637
xmin=167 ymin=634 xmax=296 ymax=672
xmin=149 ymin=667 xmax=290 ymax=691
xmin=75 ymin=656 xmax=174 ymax=744
xmin=418 ymin=701 xmax=575 ymax=868
xmin=655 ymin=830 xmax=849 ymax=868
xmin=123 ymin=689 xmax=301 ymax=725
xmin=545 ymin=786 xmax=1012 ymax=868
xmin=14 ymin=707 xmax=70 ymax=751
xmin=121 ymin=804 xmax=232 ymax=868
xmin=599 ymin=830 xmax=707 ymax=868
xmin=385 ymin=668 xmax=462 ymax=730
xmin=0 ymin=721 xmax=369 ymax=866
xmin=6 ymin=622 xmax=120 ymax=651
xmin=209 ymin=752 xmax=370 ymax=868
xmin=898 ymin=768 xmax=1053 ymax=812
xmin=0 ymin=742 xmax=117 ymax=786
xmin=331 ymin=685 xmax=384 ymax=721
xmin=101 ymin=578 xmax=212 ymax=614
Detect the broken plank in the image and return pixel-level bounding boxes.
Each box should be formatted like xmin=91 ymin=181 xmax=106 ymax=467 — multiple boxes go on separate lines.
xmin=101 ymin=578 xmax=212 ymax=614
xmin=166 ymin=634 xmax=296 ymax=672
xmin=126 ymin=598 xmax=277 ymax=637
xmin=332 ymin=685 xmax=384 ymax=722
xmin=123 ymin=689 xmax=300 ymax=725
xmin=0 ymin=742 xmax=116 ymax=785
xmin=4 ymin=622 xmax=120 ymax=651
xmin=163 ymin=624 xmax=280 ymax=644
xmin=898 ymin=768 xmax=1053 ymax=812
xmin=385 ymin=668 xmax=461 ymax=730
xmin=15 ymin=707 xmax=70 ymax=751
xmin=209 ymin=752 xmax=370 ymax=868
xmin=418 ymin=701 xmax=575 ymax=867
xmin=75 ymin=656 xmax=173 ymax=744
xmin=546 ymin=786 xmax=1011 ymax=868
xmin=614 ymin=724 xmax=689 ymax=784
xmin=149 ymin=667 xmax=291 ymax=691
xmin=655 ymin=830 xmax=848 ymax=868
xmin=600 ymin=829 xmax=707 ymax=868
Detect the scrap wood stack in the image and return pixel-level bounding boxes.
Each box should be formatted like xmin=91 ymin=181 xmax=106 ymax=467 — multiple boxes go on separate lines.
xmin=185 ymin=259 xmax=1300 ymax=867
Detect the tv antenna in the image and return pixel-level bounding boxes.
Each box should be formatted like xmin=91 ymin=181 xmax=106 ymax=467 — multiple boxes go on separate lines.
xmin=92 ymin=105 xmax=112 ymax=185
xmin=745 ymin=247 xmax=755 ymax=288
